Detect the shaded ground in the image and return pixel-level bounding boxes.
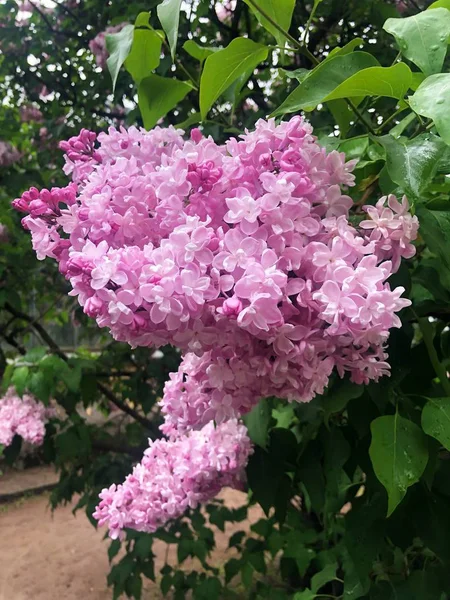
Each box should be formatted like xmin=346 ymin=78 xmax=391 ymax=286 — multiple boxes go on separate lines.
xmin=0 ymin=468 xmax=261 ymax=600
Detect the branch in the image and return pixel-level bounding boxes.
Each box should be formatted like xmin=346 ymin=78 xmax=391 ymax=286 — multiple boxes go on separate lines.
xmin=92 ymin=438 xmax=146 ymax=459
xmin=27 ymin=0 xmax=82 ymax=40
xmin=4 ymin=302 xmax=160 ymax=435
xmin=230 ymin=0 xmax=243 ymax=41
xmin=208 ymin=5 xmax=232 ymax=33
xmin=0 ymin=330 xmax=27 ymax=355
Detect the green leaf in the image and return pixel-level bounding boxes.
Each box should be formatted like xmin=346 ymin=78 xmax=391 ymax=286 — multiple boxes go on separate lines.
xmin=325 ymin=37 xmax=364 ymax=60
xmin=228 ymin=531 xmax=245 ymax=549
xmin=272 ymin=52 xmax=379 ymax=116
xmin=376 ymin=133 xmax=446 ymax=199
xmin=200 ymin=38 xmax=268 ymax=119
xmin=409 ymin=74 xmax=450 ymax=145
xmin=311 ymin=562 xmax=337 ymax=593
xmin=157 ymin=0 xmax=182 ymax=60
xmin=328 ymin=99 xmax=354 ymax=137
xmin=62 ymin=365 xmax=82 ymax=392
xmin=28 ymin=371 xmax=51 ymax=403
xmin=293 ymin=591 xmax=315 ymax=600
xmin=415 ymin=205 xmax=450 ymax=274
xmin=241 ymin=562 xmax=254 ymax=588
xmin=281 ymin=67 xmax=309 ymax=81
xmin=344 ymin=496 xmax=385 ymax=594
xmin=390 ymin=112 xmax=417 ymax=138
xmin=175 ymin=111 xmax=201 ymax=129
xmin=422 ymin=397 xmax=450 ymax=450
xmin=138 ymin=75 xmax=193 ymax=129
xmin=322 ymin=379 xmax=364 ymax=426
xmin=323 ymin=427 xmax=351 ymax=515
xmin=140 ymin=561 xmax=155 ymax=581
xmin=12 ymin=365 xmax=29 ymax=395
xmin=243 ymin=0 xmax=295 ymax=48
xmin=428 ymin=0 xmax=450 ymax=8
xmin=339 ymin=136 xmax=369 ymax=160
xmin=410 ymin=71 xmax=426 ymax=91
xmin=23 ymin=347 xmax=47 ymax=363
xmin=323 ymin=63 xmax=412 ymax=102
xmin=246 ymin=447 xmax=280 ymax=514
xmin=242 ymin=398 xmax=271 ymax=448
xmin=105 ymin=24 xmax=134 ymax=92
xmin=369 ymin=414 xmax=429 ymax=516
xmin=383 ymin=9 xmax=450 ymax=77
xmin=125 ymin=572 xmax=142 ymax=599
xmin=108 ymin=539 xmax=121 ymax=562
xmin=225 ymin=558 xmax=241 ymax=584
xmin=134 ymin=535 xmax=153 ymax=560
xmin=125 ymin=13 xmax=163 ymax=85
xmin=183 ymin=40 xmax=217 ymax=62
xmin=272 ymin=404 xmax=295 ymax=428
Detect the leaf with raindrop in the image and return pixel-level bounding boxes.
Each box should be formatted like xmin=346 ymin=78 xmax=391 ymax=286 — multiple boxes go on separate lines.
xmin=369 ymin=414 xmax=429 ymax=516
xmin=422 ymin=397 xmax=450 ymax=451
xmin=384 ymin=9 xmax=450 ymax=76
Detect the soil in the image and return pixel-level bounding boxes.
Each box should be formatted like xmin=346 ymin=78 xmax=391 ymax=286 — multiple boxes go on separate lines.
xmin=0 ymin=470 xmax=262 ymax=600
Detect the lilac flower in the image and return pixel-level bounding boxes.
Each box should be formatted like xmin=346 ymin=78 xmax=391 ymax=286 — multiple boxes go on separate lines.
xmin=0 ymin=387 xmax=54 ymax=447
xmin=13 ymin=116 xmax=419 ymax=533
xmin=93 ymin=420 xmax=252 ymax=539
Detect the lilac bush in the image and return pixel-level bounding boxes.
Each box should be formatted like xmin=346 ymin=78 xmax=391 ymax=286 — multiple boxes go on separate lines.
xmin=13 ymin=115 xmax=418 ymax=536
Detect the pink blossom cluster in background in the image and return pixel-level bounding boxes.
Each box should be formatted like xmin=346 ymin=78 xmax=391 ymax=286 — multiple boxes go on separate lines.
xmin=0 ymin=387 xmax=54 ymax=447
xmin=13 ymin=116 xmax=419 ymax=535
xmin=89 ymin=22 xmax=128 ymax=69
xmin=215 ymin=0 xmax=237 ymax=23
xmin=20 ymin=104 xmax=44 ymax=122
xmin=93 ymin=419 xmax=252 ymax=539
xmin=0 ymin=140 xmax=21 ymax=167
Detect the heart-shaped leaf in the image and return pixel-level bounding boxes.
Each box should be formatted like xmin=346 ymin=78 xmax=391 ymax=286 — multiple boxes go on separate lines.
xmin=384 ymin=9 xmax=450 ymax=76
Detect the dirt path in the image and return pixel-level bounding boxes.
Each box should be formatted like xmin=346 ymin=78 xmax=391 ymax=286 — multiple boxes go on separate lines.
xmin=0 ymin=487 xmax=260 ymax=600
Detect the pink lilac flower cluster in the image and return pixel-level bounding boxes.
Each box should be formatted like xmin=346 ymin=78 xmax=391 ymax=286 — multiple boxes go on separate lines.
xmin=93 ymin=419 xmax=252 ymax=539
xmin=89 ymin=22 xmax=128 ymax=69
xmin=0 ymin=387 xmax=54 ymax=447
xmin=0 ymin=140 xmax=21 ymax=167
xmin=13 ymin=116 xmax=418 ymax=535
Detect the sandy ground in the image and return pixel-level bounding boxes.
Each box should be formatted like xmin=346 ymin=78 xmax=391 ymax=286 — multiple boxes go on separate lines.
xmin=0 ymin=484 xmax=261 ymax=600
